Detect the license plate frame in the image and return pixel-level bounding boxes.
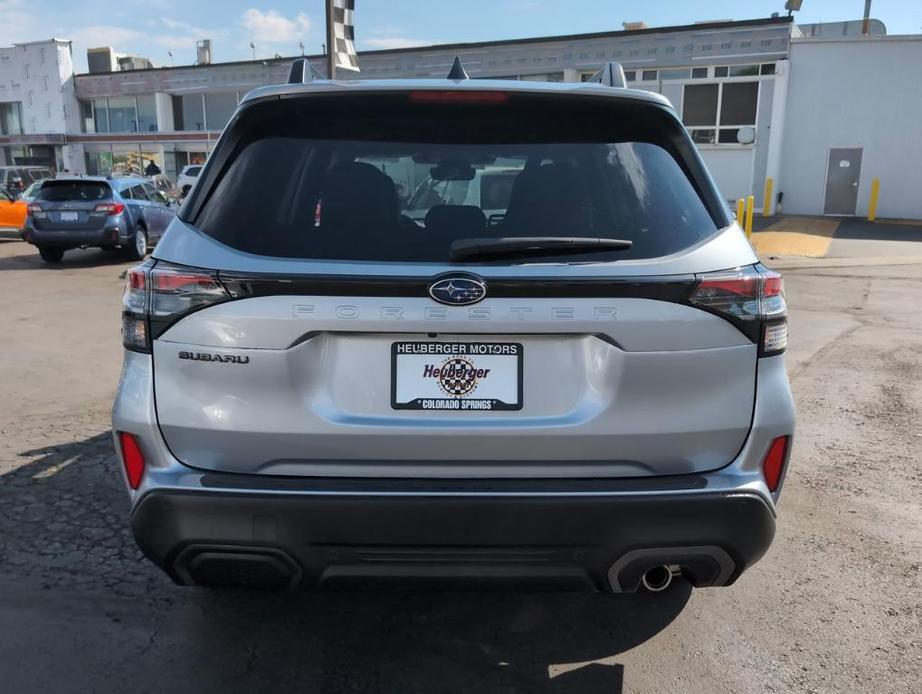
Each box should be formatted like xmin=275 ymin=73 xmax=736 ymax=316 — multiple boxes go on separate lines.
xmin=59 ymin=211 xmax=79 ymax=222
xmin=391 ymin=341 xmax=523 ymax=411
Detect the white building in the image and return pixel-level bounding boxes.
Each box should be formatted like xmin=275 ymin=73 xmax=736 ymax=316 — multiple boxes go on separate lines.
xmin=778 ymin=34 xmax=922 ymax=218
xmin=1 ymin=17 xmax=920 ymax=220
xmin=0 ymin=39 xmax=80 ymax=171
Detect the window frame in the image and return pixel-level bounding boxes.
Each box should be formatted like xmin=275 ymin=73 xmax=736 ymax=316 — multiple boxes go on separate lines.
xmin=682 ymin=80 xmax=760 ymax=148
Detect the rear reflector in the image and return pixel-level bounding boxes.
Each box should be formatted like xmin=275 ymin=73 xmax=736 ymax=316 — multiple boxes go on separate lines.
xmin=118 ymin=432 xmax=146 ymax=490
xmin=408 ymin=90 xmax=508 ymax=104
xmin=762 ymin=436 xmax=790 ymax=493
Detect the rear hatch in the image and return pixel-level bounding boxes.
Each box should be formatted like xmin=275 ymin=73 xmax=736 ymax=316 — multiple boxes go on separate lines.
xmin=31 ymin=180 xmax=113 ymax=231
xmin=140 ymin=86 xmax=770 ymax=479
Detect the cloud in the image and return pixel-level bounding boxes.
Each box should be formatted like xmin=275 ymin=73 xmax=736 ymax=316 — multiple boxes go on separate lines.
xmin=240 ymin=9 xmax=310 ymax=43
xmin=363 ymin=37 xmax=431 ymax=50
xmin=153 ymin=17 xmax=217 ymax=52
xmin=67 ymin=25 xmax=143 ymax=50
xmin=0 ymin=0 xmax=39 ymax=46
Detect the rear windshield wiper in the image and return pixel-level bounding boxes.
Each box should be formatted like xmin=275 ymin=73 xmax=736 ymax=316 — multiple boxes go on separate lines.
xmin=449 ymin=237 xmax=633 ymax=262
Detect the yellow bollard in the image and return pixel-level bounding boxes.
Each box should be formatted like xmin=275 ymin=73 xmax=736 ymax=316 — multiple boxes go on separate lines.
xmin=736 ymin=198 xmax=745 ymax=226
xmin=745 ymin=195 xmax=755 ymax=239
xmin=763 ymin=177 xmax=774 ymax=217
xmin=868 ymin=178 xmax=880 ymax=222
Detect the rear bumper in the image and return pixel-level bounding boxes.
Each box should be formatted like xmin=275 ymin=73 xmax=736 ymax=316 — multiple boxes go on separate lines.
xmin=23 ymin=223 xmax=126 ymax=248
xmin=131 ymin=482 xmax=775 ymax=591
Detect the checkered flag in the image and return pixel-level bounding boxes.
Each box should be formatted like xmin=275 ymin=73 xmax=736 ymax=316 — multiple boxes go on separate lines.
xmin=331 ymin=0 xmax=360 ymax=72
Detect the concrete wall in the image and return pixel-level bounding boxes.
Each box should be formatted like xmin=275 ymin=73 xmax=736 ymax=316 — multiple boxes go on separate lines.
xmin=780 ymin=37 xmax=922 ymax=219
xmin=700 ymin=148 xmax=755 ymax=203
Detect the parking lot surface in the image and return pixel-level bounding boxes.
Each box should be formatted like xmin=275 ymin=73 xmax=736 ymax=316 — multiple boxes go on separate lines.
xmin=1 ymin=239 xmax=920 ymax=693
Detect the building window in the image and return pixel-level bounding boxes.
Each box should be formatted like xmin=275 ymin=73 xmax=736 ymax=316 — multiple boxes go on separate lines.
xmin=714 ymin=66 xmax=729 ymax=77
xmin=92 ymin=98 xmax=110 ymax=133
xmin=623 ymin=70 xmax=636 ymax=81
xmin=683 ymin=84 xmax=719 ymax=127
xmin=108 ymin=96 xmax=138 ymax=133
xmin=641 ymin=69 xmax=658 ymax=81
xmin=137 ymin=95 xmax=157 ymax=133
xmin=691 ymin=67 xmax=708 ymax=79
xmin=204 ymin=92 xmax=238 ymax=131
xmin=682 ymin=81 xmax=759 ymax=145
xmin=79 ymin=101 xmax=94 ymax=133
xmin=178 ymin=94 xmax=206 ymax=131
xmin=659 ymin=68 xmax=690 ymax=80
xmin=0 ymin=102 xmax=23 ymax=135
xmin=760 ymin=63 xmax=776 ymax=75
xmin=665 ymin=46 xmax=675 ymax=54
xmin=728 ymin=64 xmax=760 ymax=77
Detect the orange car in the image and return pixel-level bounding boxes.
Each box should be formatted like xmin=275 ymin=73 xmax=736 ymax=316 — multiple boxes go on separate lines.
xmin=0 ymin=187 xmax=28 ymax=237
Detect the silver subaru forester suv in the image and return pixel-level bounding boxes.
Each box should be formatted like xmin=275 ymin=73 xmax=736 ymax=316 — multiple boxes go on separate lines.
xmin=113 ymin=62 xmax=794 ymax=593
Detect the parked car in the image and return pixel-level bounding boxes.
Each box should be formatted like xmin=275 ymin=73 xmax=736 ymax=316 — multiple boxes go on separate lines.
xmin=113 ymin=69 xmax=794 ymax=593
xmin=18 ymin=179 xmax=46 ymax=203
xmin=0 ymin=166 xmax=53 ymax=196
xmin=176 ymin=165 xmax=202 ymax=197
xmin=0 ymin=187 xmax=28 ymax=238
xmin=22 ymin=175 xmax=177 ymax=263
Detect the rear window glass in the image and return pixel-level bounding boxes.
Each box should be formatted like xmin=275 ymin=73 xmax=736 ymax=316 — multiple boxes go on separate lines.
xmin=37 ymin=181 xmax=111 ymax=202
xmin=192 ymin=93 xmax=722 ymax=263
xmin=186 ymin=166 xmax=201 ymax=177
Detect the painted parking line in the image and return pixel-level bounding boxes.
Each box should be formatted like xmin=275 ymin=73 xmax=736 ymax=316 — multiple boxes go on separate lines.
xmin=750 ymin=217 xmax=839 ymax=258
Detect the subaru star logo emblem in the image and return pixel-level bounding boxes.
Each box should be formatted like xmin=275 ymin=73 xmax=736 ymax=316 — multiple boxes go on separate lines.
xmin=428 ymin=275 xmax=488 ymax=306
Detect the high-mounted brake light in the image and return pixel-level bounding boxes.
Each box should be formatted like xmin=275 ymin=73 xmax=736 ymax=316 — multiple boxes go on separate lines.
xmin=117 ymin=432 xmax=146 ymax=490
xmin=689 ymin=264 xmax=787 ymax=356
xmin=121 ymin=261 xmax=230 ymax=353
xmin=408 ymin=90 xmax=508 ymax=104
xmin=95 ymin=202 xmax=126 ymax=216
xmin=762 ymin=436 xmax=791 ymax=493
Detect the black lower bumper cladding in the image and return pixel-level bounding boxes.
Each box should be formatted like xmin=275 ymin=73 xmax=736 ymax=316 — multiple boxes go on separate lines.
xmin=131 ymin=485 xmax=775 ymax=592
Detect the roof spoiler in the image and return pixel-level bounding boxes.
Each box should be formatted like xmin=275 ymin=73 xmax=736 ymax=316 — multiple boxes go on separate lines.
xmin=586 ymin=62 xmax=627 ymax=89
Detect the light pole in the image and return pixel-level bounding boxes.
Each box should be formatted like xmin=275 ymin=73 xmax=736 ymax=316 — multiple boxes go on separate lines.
xmin=249 ymin=42 xmax=256 ymax=60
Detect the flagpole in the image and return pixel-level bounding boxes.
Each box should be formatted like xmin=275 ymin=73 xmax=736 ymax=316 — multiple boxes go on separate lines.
xmin=325 ymin=0 xmax=336 ymax=80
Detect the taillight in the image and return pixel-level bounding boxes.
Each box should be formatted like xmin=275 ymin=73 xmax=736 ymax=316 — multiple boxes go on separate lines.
xmin=117 ymin=432 xmax=146 ymax=490
xmin=95 ymin=202 xmax=126 ymax=216
xmin=689 ymin=264 xmax=787 ymax=356
xmin=27 ymin=203 xmax=45 ymax=218
xmin=762 ymin=436 xmax=791 ymax=493
xmin=121 ymin=261 xmax=230 ymax=353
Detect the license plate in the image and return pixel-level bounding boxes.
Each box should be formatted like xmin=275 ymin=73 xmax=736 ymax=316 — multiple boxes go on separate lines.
xmin=60 ymin=211 xmax=79 ymax=222
xmin=392 ymin=342 xmax=523 ymax=411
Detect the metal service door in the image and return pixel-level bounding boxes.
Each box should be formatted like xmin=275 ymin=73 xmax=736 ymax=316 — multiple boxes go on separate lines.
xmin=823 ymin=148 xmax=862 ymax=216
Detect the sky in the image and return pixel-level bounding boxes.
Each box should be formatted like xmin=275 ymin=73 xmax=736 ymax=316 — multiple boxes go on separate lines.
xmin=3 ymin=0 xmax=920 ymax=71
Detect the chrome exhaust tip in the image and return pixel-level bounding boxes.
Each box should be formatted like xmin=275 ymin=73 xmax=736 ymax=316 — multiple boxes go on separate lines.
xmin=641 ymin=564 xmax=674 ymax=593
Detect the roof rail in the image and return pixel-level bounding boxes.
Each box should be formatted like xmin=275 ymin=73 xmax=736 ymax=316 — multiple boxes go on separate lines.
xmin=287 ymin=57 xmax=313 ymax=84
xmin=447 ymin=56 xmax=469 ymax=81
xmin=586 ymin=62 xmax=627 ymax=88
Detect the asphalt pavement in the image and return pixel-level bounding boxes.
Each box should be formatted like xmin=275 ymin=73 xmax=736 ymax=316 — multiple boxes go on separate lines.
xmin=0 ymin=236 xmax=920 ymax=693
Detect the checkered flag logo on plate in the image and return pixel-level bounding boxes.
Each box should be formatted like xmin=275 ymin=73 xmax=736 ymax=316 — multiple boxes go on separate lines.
xmin=332 ymin=0 xmax=360 ymax=72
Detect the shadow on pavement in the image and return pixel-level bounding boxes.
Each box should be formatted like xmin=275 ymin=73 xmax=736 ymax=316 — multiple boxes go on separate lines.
xmin=0 ymin=244 xmax=134 ymax=271
xmin=0 ymin=432 xmax=692 ymax=693
xmin=832 ymin=218 xmax=922 ymax=243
